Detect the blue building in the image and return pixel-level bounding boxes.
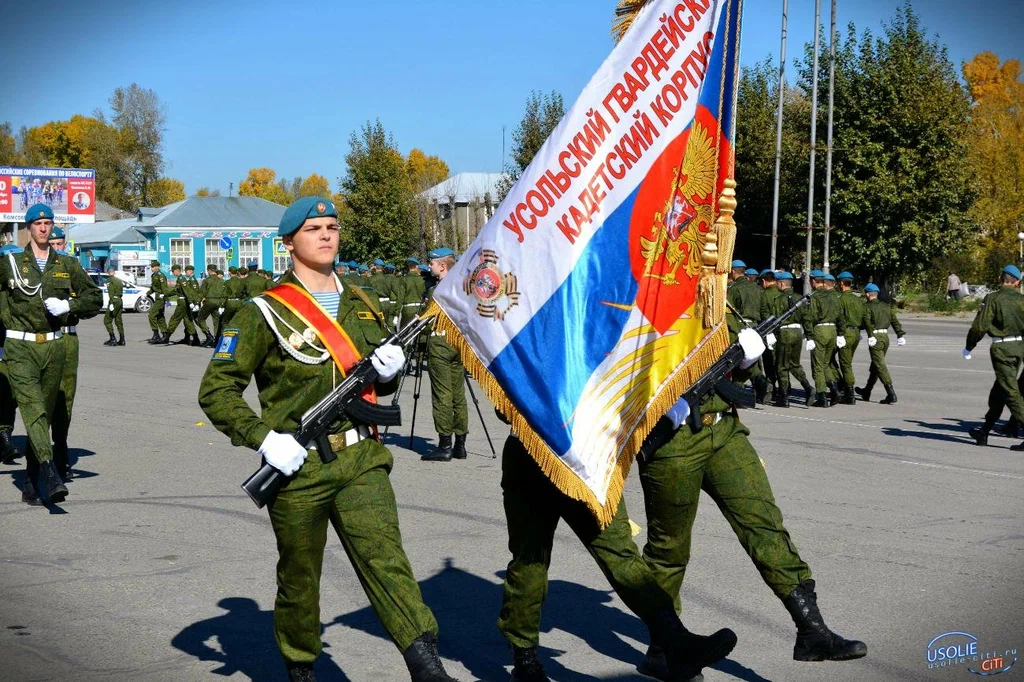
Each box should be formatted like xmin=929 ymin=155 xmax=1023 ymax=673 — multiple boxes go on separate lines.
xmin=67 ymin=196 xmax=287 ymax=283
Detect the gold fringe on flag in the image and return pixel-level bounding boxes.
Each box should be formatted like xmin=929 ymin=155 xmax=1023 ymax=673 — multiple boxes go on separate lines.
xmin=426 ymin=301 xmax=730 ymax=527
xmin=696 ymin=178 xmax=738 ymax=327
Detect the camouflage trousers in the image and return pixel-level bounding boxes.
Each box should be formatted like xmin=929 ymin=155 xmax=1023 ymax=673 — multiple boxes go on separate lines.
xmin=166 ymin=298 xmax=197 ymax=336
xmin=267 ymin=437 xmax=437 ymax=664
xmin=103 ymin=298 xmax=125 ymax=336
xmin=810 ymin=325 xmax=838 ymax=393
xmin=196 ymin=302 xmax=223 ymax=337
xmin=148 ymin=296 xmax=168 ymax=333
xmin=0 ymin=355 xmax=15 ymax=431
xmin=427 ymin=335 xmax=468 ymax=436
xmin=497 ymin=436 xmax=672 ymax=648
xmin=4 ymin=337 xmax=65 ymax=464
xmin=638 ymin=413 xmax=812 ymax=608
xmin=51 ymin=332 xmax=79 ymax=473
xmin=774 ymin=329 xmax=810 ymax=394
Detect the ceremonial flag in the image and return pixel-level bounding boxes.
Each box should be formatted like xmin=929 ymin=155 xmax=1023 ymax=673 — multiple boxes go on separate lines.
xmin=431 ymin=0 xmax=744 ymax=524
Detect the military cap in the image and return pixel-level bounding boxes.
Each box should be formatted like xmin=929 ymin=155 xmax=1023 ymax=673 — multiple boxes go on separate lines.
xmin=247 ymin=261 xmax=258 ymax=269
xmin=238 ymin=266 xmax=248 ymax=275
xmin=0 ymin=244 xmax=24 ymax=255
xmin=745 ymin=268 xmax=758 ymax=276
xmin=731 ymin=259 xmax=746 ymax=269
xmin=278 ymin=196 xmax=337 ymax=236
xmin=823 ymin=273 xmax=836 ymax=282
xmin=419 ymin=264 xmax=430 ymax=272
xmin=207 ymin=263 xmax=217 ymax=272
xmin=776 ymin=271 xmax=794 ymax=280
xmin=25 ymin=203 xmax=53 ymax=223
xmin=373 ymin=258 xmax=385 ymax=266
xmin=185 ymin=264 xmax=195 ymax=272
xmin=1003 ymin=264 xmax=1022 ymax=280
xmin=837 ymin=271 xmax=854 ymax=281
xmin=358 ymin=264 xmax=369 ymax=272
xmin=809 ymin=269 xmax=825 ymax=278
xmin=348 ymin=260 xmax=358 ymax=268
xmin=759 ymin=269 xmax=775 ymax=278
xmin=48 ymin=226 xmax=66 ymax=241
xmin=150 ymin=259 xmax=161 ymax=267
xmin=429 ymin=247 xmax=455 ymax=260
xmin=170 ymin=264 xmax=182 ymax=271
xmin=406 ymin=256 xmax=420 ymax=265
xmin=229 ymin=266 xmax=238 ymax=274
xmin=384 ymin=263 xmax=396 ymax=271
xmin=864 ymin=283 xmax=880 ymax=293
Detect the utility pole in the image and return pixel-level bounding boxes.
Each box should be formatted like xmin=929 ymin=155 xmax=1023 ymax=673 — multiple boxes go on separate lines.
xmin=803 ymin=0 xmax=822 ymax=290
xmin=822 ymin=0 xmax=837 ymax=273
xmin=770 ymin=0 xmax=788 ymax=271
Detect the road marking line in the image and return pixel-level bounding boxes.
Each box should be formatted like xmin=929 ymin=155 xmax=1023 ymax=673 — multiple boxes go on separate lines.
xmin=895 ymin=460 xmax=1024 ymax=480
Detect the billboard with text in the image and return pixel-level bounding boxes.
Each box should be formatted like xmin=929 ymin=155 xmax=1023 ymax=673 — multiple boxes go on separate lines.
xmin=0 ymin=166 xmax=96 ymax=224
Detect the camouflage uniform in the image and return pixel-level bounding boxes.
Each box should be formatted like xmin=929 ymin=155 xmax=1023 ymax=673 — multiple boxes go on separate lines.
xmin=103 ymin=276 xmax=125 ymax=340
xmin=147 ymin=266 xmax=172 ymax=337
xmin=802 ymin=285 xmax=840 ymax=402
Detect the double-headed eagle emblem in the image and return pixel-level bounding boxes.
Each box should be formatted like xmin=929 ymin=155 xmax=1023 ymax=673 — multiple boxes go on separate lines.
xmin=639 ymin=121 xmax=717 ymax=286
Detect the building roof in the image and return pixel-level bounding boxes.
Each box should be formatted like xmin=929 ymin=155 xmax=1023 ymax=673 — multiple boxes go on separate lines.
xmin=418 ymin=172 xmax=503 ymax=205
xmin=67 ymin=218 xmax=148 ymax=246
xmin=144 ymin=196 xmax=285 ymax=228
xmin=95 ymin=199 xmax=132 ymax=221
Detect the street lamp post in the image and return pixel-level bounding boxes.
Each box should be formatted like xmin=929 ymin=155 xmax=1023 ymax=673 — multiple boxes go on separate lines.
xmin=1017 ymin=231 xmax=1023 ymax=264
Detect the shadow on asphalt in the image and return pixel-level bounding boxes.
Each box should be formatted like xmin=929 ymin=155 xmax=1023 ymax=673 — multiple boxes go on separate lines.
xmin=331 ymin=558 xmax=767 ymax=682
xmin=171 ymin=597 xmax=350 ymax=681
xmin=2 ymin=443 xmax=96 ymax=514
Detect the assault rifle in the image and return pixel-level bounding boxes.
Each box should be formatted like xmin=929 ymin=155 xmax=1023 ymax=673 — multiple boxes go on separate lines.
xmin=639 ymin=294 xmax=810 ymax=461
xmin=241 ymin=315 xmax=432 ymax=508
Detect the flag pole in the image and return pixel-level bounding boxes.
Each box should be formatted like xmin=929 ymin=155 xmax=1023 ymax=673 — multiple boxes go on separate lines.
xmin=822 ymin=0 xmax=837 ymax=273
xmin=803 ymin=0 xmax=821 ymax=290
xmin=770 ymin=0 xmax=788 ymax=271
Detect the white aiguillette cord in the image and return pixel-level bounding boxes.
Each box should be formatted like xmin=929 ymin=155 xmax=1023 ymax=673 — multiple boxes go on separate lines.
xmin=8 ymin=252 xmax=42 ymax=297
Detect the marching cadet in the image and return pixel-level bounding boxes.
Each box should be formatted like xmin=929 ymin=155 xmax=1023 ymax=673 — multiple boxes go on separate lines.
xmin=758 ymin=269 xmax=782 ymax=403
xmin=1 ymin=204 xmax=101 ymax=503
xmin=220 ymin=266 xmax=244 ymax=335
xmin=636 ymin=329 xmax=867 ymax=671
xmin=244 ymin=262 xmax=269 ymax=297
xmin=196 ymin=264 xmax=226 ymax=348
xmin=198 ymin=197 xmax=458 ymax=682
xmin=727 ymin=260 xmax=768 ymax=403
xmin=774 ymin=272 xmax=816 ymax=406
xmin=103 ymin=266 xmax=126 ymax=346
xmin=421 ymin=248 xmax=469 ymax=462
xmin=856 ymin=283 xmax=906 ymax=405
xmin=396 ymin=257 xmax=427 ymax=330
xmin=0 ymin=243 xmax=22 ymax=464
xmin=802 ymin=270 xmax=839 ymax=407
xmin=498 ymin=432 xmax=736 ymax=682
xmin=744 ymin=266 xmax=759 ymax=283
xmin=165 ymin=264 xmax=201 ymax=346
xmin=835 ymin=272 xmax=865 ymax=404
xmin=47 ymin=227 xmax=100 ymax=482
xmin=147 ymin=260 xmax=172 ymax=344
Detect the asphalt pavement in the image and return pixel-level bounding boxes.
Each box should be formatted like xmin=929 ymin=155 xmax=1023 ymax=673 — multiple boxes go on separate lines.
xmin=1 ymin=313 xmax=1021 ymax=682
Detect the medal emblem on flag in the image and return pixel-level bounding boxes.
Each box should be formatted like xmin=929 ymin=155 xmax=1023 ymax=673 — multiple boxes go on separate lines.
xmin=462 ymin=249 xmax=520 ymax=321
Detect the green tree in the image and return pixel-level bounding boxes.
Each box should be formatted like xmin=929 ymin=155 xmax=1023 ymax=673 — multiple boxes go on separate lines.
xmin=105 ymin=83 xmax=167 ymax=206
xmin=0 ymin=122 xmax=23 ymax=165
xmin=148 ymin=177 xmax=186 ymax=206
xmin=339 ymin=120 xmax=418 ymax=261
xmin=497 ymin=90 xmax=565 ymax=201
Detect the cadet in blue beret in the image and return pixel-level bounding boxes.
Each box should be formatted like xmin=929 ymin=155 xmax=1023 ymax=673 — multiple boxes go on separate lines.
xmin=858 ymin=279 xmax=906 ymax=407
xmin=727 ymin=257 xmax=768 ymax=403
xmin=24 ymin=202 xmax=54 ymax=224
xmin=373 ymin=258 xmax=385 ymax=267
xmin=428 ymin=247 xmax=455 ymax=261
xmin=837 ymin=271 xmax=854 ymax=282
xmin=199 ymin=195 xmax=458 ymax=680
xmin=776 ymin=271 xmax=793 ymax=280
xmin=835 ymin=271 xmax=866 ymax=404
xmin=384 ymin=263 xmax=396 ymax=272
xmin=745 ymin=267 xmax=759 ymax=283
xmin=803 ymin=267 xmax=840 ymax=406
xmin=406 ymin=256 xmax=420 ymax=265
xmin=731 ymin=259 xmax=746 ymax=269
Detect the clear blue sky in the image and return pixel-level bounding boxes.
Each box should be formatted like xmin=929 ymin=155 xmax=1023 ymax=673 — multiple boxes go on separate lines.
xmin=1 ymin=0 xmax=1020 ymax=197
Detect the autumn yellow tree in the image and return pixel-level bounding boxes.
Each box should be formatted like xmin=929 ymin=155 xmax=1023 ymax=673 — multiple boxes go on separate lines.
xmin=194 ymin=187 xmax=221 ymax=197
xmin=297 ymin=173 xmax=331 ymax=198
xmin=148 ymin=178 xmax=186 ymax=206
xmin=964 ymin=52 xmax=1024 ymax=278
xmin=406 ymin=149 xmax=449 ymax=192
xmin=238 ymin=167 xmax=292 ymax=205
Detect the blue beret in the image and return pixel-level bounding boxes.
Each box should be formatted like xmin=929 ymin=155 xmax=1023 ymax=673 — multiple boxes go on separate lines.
xmin=1004 ymin=265 xmax=1022 ymax=280
xmin=384 ymin=263 xmax=396 ymax=271
xmin=419 ymin=264 xmax=430 ymax=272
xmin=373 ymin=258 xmax=385 ymax=266
xmin=759 ymin=269 xmax=775 ymax=277
xmin=776 ymin=271 xmax=793 ymax=280
xmin=25 ymin=203 xmax=54 ymax=223
xmin=406 ymin=256 xmax=420 ymax=265
xmin=347 ymin=260 xmax=357 ymax=268
xmin=48 ymin=226 xmax=66 ymax=240
xmin=358 ymin=264 xmax=369 ymax=272
xmin=247 ymin=261 xmax=258 ymax=269
xmin=429 ymin=247 xmax=455 ymax=260
xmin=864 ymin=283 xmax=880 ymax=293
xmin=809 ymin=269 xmax=825 ymax=278
xmin=823 ymin=273 xmax=836 ymax=282
xmin=0 ymin=244 xmax=24 ymax=255
xmin=837 ymin=271 xmax=854 ymax=281
xmin=731 ymin=260 xmax=746 ymax=268
xmin=278 ymin=197 xmax=337 ymax=236
xmin=744 ymin=268 xmax=758 ymax=275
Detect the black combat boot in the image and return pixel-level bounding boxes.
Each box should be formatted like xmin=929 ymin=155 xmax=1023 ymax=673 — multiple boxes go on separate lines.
xmin=828 ymin=381 xmax=841 ymax=407
xmin=510 ymin=646 xmax=549 ymax=681
xmin=646 ymin=609 xmax=736 ymax=681
xmin=783 ymin=579 xmax=867 ymax=661
xmin=285 ymin=662 xmax=316 ymax=682
xmin=996 ymin=418 xmax=1020 ymax=438
xmin=969 ymin=422 xmax=992 ymax=446
xmin=202 ymin=332 xmax=216 ymax=348
xmin=22 ymin=459 xmax=42 ymax=506
xmin=40 ymin=460 xmax=68 ymax=503
xmin=753 ymin=375 xmax=768 ymax=405
xmin=800 ymin=379 xmax=815 ymax=406
xmin=422 ymin=435 xmax=453 ymax=462
xmin=854 ymin=371 xmax=877 ymax=402
xmin=770 ymin=385 xmax=781 ymax=405
xmin=841 ymin=386 xmax=856 ymax=405
xmin=117 ymin=333 xmax=126 ymax=346
xmin=452 ymin=434 xmax=468 ymax=460
xmin=147 ymin=330 xmax=161 ymax=344
xmin=402 ymin=633 xmax=458 ymax=681
xmin=53 ymin=441 xmax=72 ymax=482
xmin=173 ymin=332 xmax=191 ymax=345
xmin=776 ymin=389 xmax=790 ymax=408
xmin=0 ymin=428 xmax=22 ymax=464
xmin=159 ymin=331 xmax=172 ymax=345
xmin=813 ymin=393 xmax=828 ymax=408
xmin=191 ymin=334 xmax=202 ymax=347
xmin=104 ymin=332 xmax=117 ymax=346
xmin=879 ymin=383 xmax=897 ymax=405
xmin=640 ymin=644 xmax=705 ymax=681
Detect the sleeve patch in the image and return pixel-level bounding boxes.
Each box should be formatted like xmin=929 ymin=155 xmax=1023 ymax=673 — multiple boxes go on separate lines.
xmin=212 ymin=329 xmax=241 ymax=361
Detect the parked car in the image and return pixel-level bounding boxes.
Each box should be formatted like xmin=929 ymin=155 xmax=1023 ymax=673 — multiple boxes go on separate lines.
xmin=87 ymin=272 xmax=152 ymax=312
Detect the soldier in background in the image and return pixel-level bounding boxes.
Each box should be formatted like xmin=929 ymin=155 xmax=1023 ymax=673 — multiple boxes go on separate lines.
xmin=197 ymin=264 xmax=226 ymax=347
xmin=857 ymin=283 xmax=906 ymax=405
xmin=773 ymin=272 xmax=816 ymax=406
xmin=803 ymin=270 xmax=839 ymax=407
xmin=727 ymin=260 xmax=768 ymax=404
xmin=147 ymin=260 xmax=172 ymax=344
xmin=103 ymin=266 xmax=126 ymax=346
xmin=835 ymin=272 xmax=865 ymax=404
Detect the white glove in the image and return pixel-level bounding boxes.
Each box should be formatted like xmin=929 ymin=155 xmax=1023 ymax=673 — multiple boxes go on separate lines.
xmin=370 ymin=343 xmax=406 ymax=382
xmin=738 ymin=328 xmax=766 ymax=369
xmin=392 ymin=316 xmax=399 ymax=327
xmin=897 ymin=337 xmax=906 ymax=346
xmin=836 ymin=335 xmax=847 ymax=349
xmin=806 ymin=339 xmax=816 ymax=352
xmin=258 ymin=431 xmax=307 ymax=476
xmin=665 ymin=396 xmax=691 ymax=429
xmin=868 ymin=336 xmax=877 ymax=347
xmin=108 ymin=304 xmax=115 ymax=312
xmin=217 ymin=307 xmax=224 ymax=315
xmin=765 ymin=332 xmax=777 ymax=350
xmin=962 ymin=348 xmax=972 ymax=360
xmin=44 ymin=297 xmax=70 ymax=316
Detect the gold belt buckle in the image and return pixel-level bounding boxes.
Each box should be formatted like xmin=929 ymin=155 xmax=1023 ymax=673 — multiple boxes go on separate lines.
xmin=701 ymin=413 xmax=716 ymax=427
xmin=327 ymin=432 xmax=347 ymax=451
xmin=35 ymin=333 xmax=47 ymax=344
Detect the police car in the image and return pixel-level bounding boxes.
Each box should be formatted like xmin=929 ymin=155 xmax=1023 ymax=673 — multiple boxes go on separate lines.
xmin=87 ymin=272 xmax=152 ymax=313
